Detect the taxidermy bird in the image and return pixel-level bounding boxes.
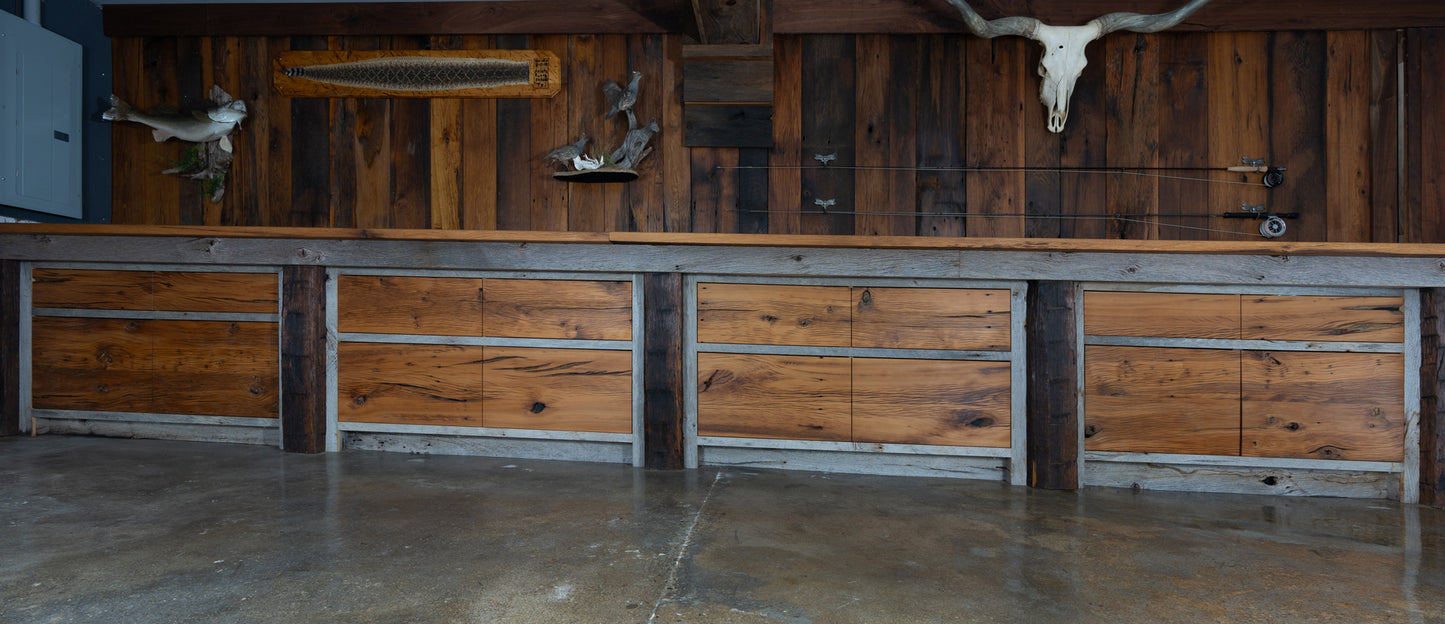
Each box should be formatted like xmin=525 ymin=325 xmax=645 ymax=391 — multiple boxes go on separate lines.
xmin=542 ymin=133 xmax=589 ymax=168
xmin=603 ymin=71 xmax=642 ymax=120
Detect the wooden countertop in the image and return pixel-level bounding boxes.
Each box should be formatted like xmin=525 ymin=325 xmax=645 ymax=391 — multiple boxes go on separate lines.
xmin=3 ymin=224 xmax=1444 ymax=258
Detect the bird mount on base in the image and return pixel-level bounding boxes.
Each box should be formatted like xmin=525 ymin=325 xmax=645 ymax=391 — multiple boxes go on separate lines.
xmin=546 ymin=70 xmax=657 ymax=184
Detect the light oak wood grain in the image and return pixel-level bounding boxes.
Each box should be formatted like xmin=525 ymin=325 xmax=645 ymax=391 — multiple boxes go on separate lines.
xmin=151 ymin=321 xmax=278 ymax=418
xmin=696 ymin=283 xmax=850 ymax=347
xmin=482 ymin=346 xmax=631 ymax=433
xmin=1242 ymin=350 xmax=1403 ymax=461
xmin=337 ymin=275 xmax=484 ymax=336
xmin=31 ymin=269 xmax=153 ymax=310
xmin=852 ymin=287 xmax=1010 ymax=350
xmin=1085 ymin=345 xmax=1242 ymax=455
xmin=696 ymin=352 xmax=851 ymax=441
xmin=31 ymin=317 xmax=153 ymax=412
xmin=338 ymin=342 xmax=485 ymax=426
xmin=1241 ymin=295 xmax=1404 ymax=343
xmin=1085 ymin=291 xmax=1241 ymax=339
xmin=853 ymin=358 xmax=1011 ymax=447
xmin=482 ymin=279 xmax=631 ymax=340
xmin=152 ymin=271 xmax=278 ymax=313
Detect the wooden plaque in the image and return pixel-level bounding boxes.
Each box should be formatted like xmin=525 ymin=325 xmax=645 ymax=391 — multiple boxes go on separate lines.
xmin=696 ymin=353 xmax=851 ymax=441
xmin=482 ymin=279 xmax=632 ymax=341
xmin=853 ymin=358 xmax=1011 ymax=447
xmin=273 ymin=50 xmax=561 ymax=98
xmin=696 ymin=283 xmax=850 ymax=347
xmin=852 ymin=287 xmax=1010 ymax=351
xmin=1084 ymin=292 xmax=1241 ymax=339
xmin=338 ymin=275 xmax=484 ymax=336
xmin=1242 ymin=350 xmax=1403 ymax=461
xmin=338 ymin=342 xmax=485 ymax=426
xmin=1084 ymin=346 xmax=1242 ymax=455
xmin=1242 ymin=295 xmax=1404 ymax=343
xmin=482 ymin=347 xmax=631 ymax=433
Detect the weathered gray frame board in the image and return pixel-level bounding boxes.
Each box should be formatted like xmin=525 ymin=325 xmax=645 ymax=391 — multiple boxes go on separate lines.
xmin=33 ymin=411 xmax=282 ymax=446
xmin=699 ymin=446 xmax=1011 ymax=481
xmin=342 ymin=432 xmax=632 ymax=464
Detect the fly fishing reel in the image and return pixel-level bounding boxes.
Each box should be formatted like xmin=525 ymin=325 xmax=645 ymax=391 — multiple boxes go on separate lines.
xmin=1259 ymin=216 xmax=1287 ymax=238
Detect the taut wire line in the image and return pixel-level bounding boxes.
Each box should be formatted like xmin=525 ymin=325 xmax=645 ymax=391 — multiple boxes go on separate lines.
xmin=714 ymin=164 xmax=1268 ymax=187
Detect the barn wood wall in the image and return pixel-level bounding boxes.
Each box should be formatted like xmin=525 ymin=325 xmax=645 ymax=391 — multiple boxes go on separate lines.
xmin=109 ymin=30 xmax=1445 ymax=242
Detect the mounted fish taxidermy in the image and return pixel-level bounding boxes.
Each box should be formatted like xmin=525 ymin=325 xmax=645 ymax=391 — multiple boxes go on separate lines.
xmin=102 ymin=85 xmax=246 ymax=202
xmin=273 ymin=50 xmax=561 ymax=98
xmin=550 ymin=71 xmax=658 ymax=183
xmin=944 ymin=0 xmax=1212 ymax=132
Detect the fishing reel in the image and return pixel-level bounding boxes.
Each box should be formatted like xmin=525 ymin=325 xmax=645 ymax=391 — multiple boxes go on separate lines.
xmin=1223 ymin=203 xmax=1294 ymax=239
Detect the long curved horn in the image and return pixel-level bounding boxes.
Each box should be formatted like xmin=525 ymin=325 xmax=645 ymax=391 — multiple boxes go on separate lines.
xmin=941 ymin=0 xmax=1039 ymax=38
xmin=1091 ymin=0 xmax=1213 ymax=35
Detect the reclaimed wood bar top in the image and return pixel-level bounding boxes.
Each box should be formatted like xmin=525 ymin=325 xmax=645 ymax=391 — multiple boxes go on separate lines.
xmin=3 ymin=225 xmax=1445 ymax=258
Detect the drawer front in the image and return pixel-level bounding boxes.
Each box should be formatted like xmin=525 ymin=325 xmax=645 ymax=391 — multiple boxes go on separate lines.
xmin=697 ymin=353 xmax=851 ymax=441
xmin=1241 ymin=295 xmax=1403 ymax=343
xmin=482 ymin=347 xmax=632 ymax=433
xmin=697 ymin=283 xmax=850 ymax=347
xmin=852 ymin=358 xmax=1011 ymax=447
xmin=1084 ymin=292 xmax=1240 ymax=339
xmin=338 ymin=275 xmax=484 ymax=336
xmin=1242 ymin=351 xmax=1403 ymax=461
xmin=151 ymin=321 xmax=278 ymax=418
xmin=152 ymin=272 xmax=277 ymax=313
xmin=482 ymin=279 xmax=632 ymax=340
xmin=32 ymin=317 xmax=153 ymax=412
xmin=338 ymin=342 xmax=484 ymax=427
xmin=32 ymin=269 xmax=153 ymax=310
xmin=1084 ymin=346 xmax=1241 ymax=456
xmin=852 ymin=287 xmax=1010 ymax=351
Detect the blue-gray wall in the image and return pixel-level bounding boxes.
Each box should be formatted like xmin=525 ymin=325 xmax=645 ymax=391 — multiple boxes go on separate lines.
xmin=1 ymin=0 xmax=110 ymax=223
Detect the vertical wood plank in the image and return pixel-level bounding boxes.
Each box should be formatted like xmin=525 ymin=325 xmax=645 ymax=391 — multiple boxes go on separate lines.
xmin=1026 ymin=281 xmax=1079 ymax=489
xmin=1207 ymin=32 xmax=1270 ymax=240
xmin=327 ymin=36 xmax=357 ymax=228
xmin=0 ymin=261 xmax=18 ymax=436
xmin=769 ymin=34 xmax=803 ymax=234
xmin=1423 ymin=288 xmax=1445 ymax=507
xmin=210 ymin=36 xmax=242 ymax=225
xmin=1104 ymin=33 xmax=1160 ymax=240
xmin=230 ymin=36 xmax=272 ymax=226
xmin=529 ymin=34 xmax=571 ymax=232
xmin=1410 ymin=29 xmax=1445 ymax=243
xmin=801 ymin=34 xmax=856 ymax=236
xmin=627 ymin=35 xmax=666 ymax=231
xmin=289 ymin=37 xmax=330 ymax=228
xmin=281 ymin=265 xmax=326 ymax=453
xmin=198 ymin=37 xmax=222 ymax=226
xmin=1369 ymin=30 xmax=1401 ymax=243
xmin=142 ymin=36 xmax=181 ymax=225
xmin=390 ymin=35 xmax=432 ymax=230
xmin=567 ymin=35 xmax=606 ymax=232
xmin=459 ymin=33 xmax=497 ymax=230
xmin=496 ymin=34 xmax=532 ymax=231
xmin=661 ymin=35 xmax=691 ymax=232
xmin=1059 ymin=41 xmax=1109 ymax=239
xmin=965 ymin=37 xmax=1025 ymax=238
xmin=265 ymin=37 xmax=293 ymax=227
xmin=884 ymin=35 xmax=919 ymax=237
xmin=430 ymin=96 xmax=464 ymax=230
xmin=176 ymin=36 xmax=204 ymax=225
xmin=644 ymin=273 xmax=685 ymax=469
xmin=1021 ymin=36 xmax=1060 ymax=240
xmin=1157 ymin=32 xmax=1211 ymax=241
xmin=110 ymin=38 xmax=142 ymax=225
xmin=690 ymin=148 xmax=737 ymax=234
xmin=917 ymin=34 xmax=965 ymax=237
xmin=1326 ymin=31 xmax=1372 ymax=242
xmin=736 ymin=148 xmax=769 ymax=233
xmin=600 ymin=34 xmax=631 ymax=231
xmin=1270 ymin=31 xmax=1327 ymax=242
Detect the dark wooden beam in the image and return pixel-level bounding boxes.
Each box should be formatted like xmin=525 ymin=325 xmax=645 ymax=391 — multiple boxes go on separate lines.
xmin=691 ymin=0 xmax=762 ymax=45
xmin=775 ymin=0 xmax=1445 ymax=34
xmin=1422 ymin=288 xmax=1444 ymax=507
xmin=104 ymin=1 xmax=692 ymax=37
xmin=281 ymin=265 xmax=327 ymax=453
xmin=643 ymin=272 xmax=685 ymax=469
xmin=1025 ymin=280 xmax=1079 ymax=490
xmin=1 ymin=260 xmax=19 ymax=437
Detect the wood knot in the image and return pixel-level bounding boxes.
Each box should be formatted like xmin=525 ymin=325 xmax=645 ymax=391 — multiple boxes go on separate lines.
xmin=1083 ymin=424 xmax=1098 ymax=438
xmin=530 ymin=402 xmax=547 ymax=413
xmin=1261 ymin=476 xmax=1278 ymax=486
xmin=1285 ymin=422 xmax=1301 ymax=431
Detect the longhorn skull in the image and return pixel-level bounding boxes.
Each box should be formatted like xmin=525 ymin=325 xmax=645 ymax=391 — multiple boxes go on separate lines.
xmin=944 ymin=0 xmax=1212 ymax=133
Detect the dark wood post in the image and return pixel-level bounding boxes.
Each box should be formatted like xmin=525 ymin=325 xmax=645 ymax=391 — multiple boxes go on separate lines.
xmin=1 ymin=260 xmax=20 ymax=437
xmin=1421 ymin=288 xmax=1444 ymax=507
xmin=643 ymin=272 xmax=685 ymax=469
xmin=281 ymin=265 xmax=327 ymax=453
xmin=1025 ymin=280 xmax=1079 ymax=489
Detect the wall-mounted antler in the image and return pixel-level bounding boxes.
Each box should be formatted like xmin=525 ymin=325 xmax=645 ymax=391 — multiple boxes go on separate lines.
xmin=943 ymin=0 xmax=1213 ymax=133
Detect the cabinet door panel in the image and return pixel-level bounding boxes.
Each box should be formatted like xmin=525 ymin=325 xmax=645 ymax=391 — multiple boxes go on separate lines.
xmin=1241 ymin=295 xmax=1404 ymax=343
xmin=338 ymin=275 xmax=484 ymax=336
xmin=338 ymin=343 xmax=485 ymax=426
xmin=152 ymin=321 xmax=278 ymax=418
xmin=1084 ymin=292 xmax=1240 ymax=339
xmin=697 ymin=353 xmax=851 ymax=441
xmin=1242 ymin=351 xmax=1403 ymax=461
xmin=852 ymin=287 xmax=1010 ymax=351
xmin=31 ymin=317 xmax=153 ymax=412
xmin=482 ymin=347 xmax=631 ymax=433
xmin=31 ymin=269 xmax=153 ymax=310
xmin=853 ymin=358 xmax=1010 ymax=447
xmin=482 ymin=279 xmax=632 ymax=340
xmin=153 ymin=272 xmax=278 ymax=313
xmin=1084 ymin=346 xmax=1241 ymax=455
xmin=697 ymin=283 xmax=850 ymax=347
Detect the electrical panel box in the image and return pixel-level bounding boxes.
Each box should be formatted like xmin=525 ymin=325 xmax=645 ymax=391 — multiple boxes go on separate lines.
xmin=0 ymin=10 xmax=83 ymax=218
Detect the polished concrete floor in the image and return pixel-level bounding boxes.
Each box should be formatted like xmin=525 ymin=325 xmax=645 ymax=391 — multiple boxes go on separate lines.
xmin=1 ymin=436 xmax=1443 ymax=623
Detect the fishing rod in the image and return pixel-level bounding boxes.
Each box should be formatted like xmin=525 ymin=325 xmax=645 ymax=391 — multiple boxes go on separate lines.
xmin=719 ymin=157 xmax=1288 ymax=188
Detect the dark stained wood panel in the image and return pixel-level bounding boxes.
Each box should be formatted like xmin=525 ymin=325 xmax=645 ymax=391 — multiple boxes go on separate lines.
xmin=1026 ymin=280 xmax=1078 ymax=489
xmin=482 ymin=279 xmax=632 ymax=340
xmin=643 ymin=273 xmax=685 ymax=468
xmin=31 ymin=269 xmax=154 ymax=310
xmin=1242 ymin=350 xmax=1404 ymax=461
xmin=1241 ymin=295 xmax=1404 ymax=343
xmin=916 ymin=34 xmax=965 ymax=238
xmin=1104 ymin=32 xmax=1161 ymax=240
xmin=482 ymin=346 xmax=632 ymax=433
xmin=151 ymin=321 xmax=279 ymax=418
xmin=851 ymin=287 xmax=1010 ymax=351
xmin=853 ymin=358 xmax=1011 ymax=447
xmin=338 ymin=275 xmax=485 ymax=336
xmin=338 ymin=342 xmax=485 ymax=426
xmin=31 ymin=317 xmax=154 ymax=413
xmin=683 ymin=59 xmax=773 ymax=102
xmin=696 ymin=352 xmax=851 ymax=441
xmin=1084 ymin=345 xmax=1241 ymax=455
xmin=800 ymin=34 xmax=855 ymax=236
xmin=684 ymin=105 xmax=774 ymax=147
xmin=768 ymin=35 xmax=803 ymax=235
xmin=1 ymin=261 xmax=17 ymax=435
xmin=696 ymin=283 xmax=850 ymax=347
xmin=1423 ymin=288 xmax=1445 ymax=506
xmin=964 ymin=36 xmax=1025 ymax=237
xmin=281 ymin=265 xmax=326 ymax=451
xmin=1084 ymin=292 xmax=1240 ymax=339
xmin=1269 ymin=30 xmax=1328 ymax=243
xmin=153 ymin=272 xmax=279 ymax=313
xmin=692 ymin=0 xmax=761 ymax=45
